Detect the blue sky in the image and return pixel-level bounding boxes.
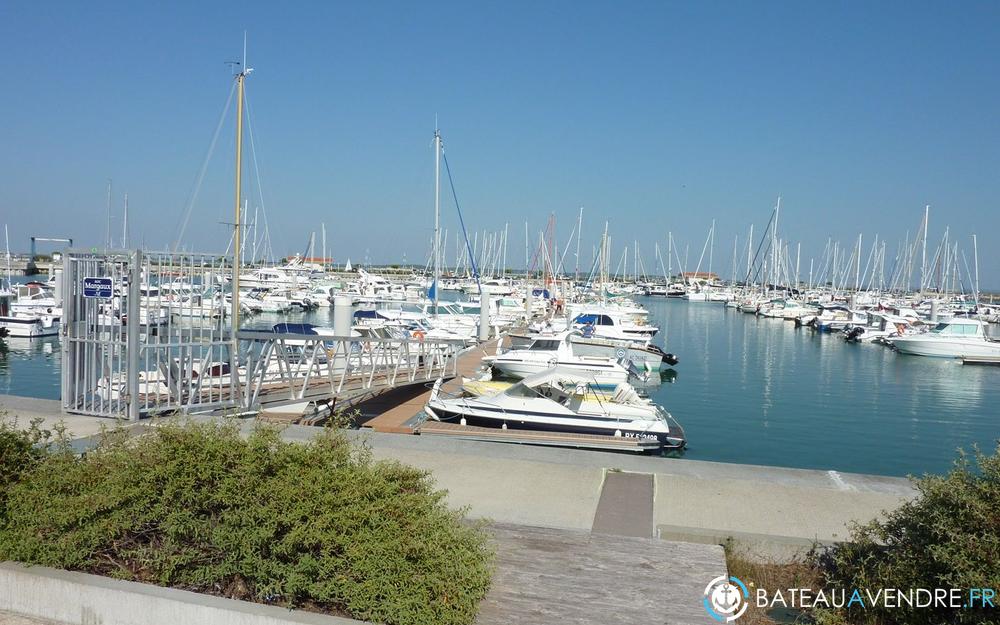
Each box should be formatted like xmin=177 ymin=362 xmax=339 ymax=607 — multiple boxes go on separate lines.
xmin=1 ymin=2 xmax=998 ymax=287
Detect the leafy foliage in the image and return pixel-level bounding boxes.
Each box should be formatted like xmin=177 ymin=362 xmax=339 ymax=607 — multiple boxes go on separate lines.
xmin=0 ymin=415 xmax=59 ymax=522
xmin=817 ymin=444 xmax=1000 ymax=625
xmin=0 ymin=420 xmax=493 ymax=625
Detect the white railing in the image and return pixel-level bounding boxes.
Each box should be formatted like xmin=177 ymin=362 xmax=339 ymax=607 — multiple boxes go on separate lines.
xmin=236 ymin=330 xmax=465 ymax=409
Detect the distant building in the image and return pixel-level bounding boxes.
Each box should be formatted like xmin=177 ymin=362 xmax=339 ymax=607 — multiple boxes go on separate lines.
xmin=680 ymin=271 xmax=719 ymax=282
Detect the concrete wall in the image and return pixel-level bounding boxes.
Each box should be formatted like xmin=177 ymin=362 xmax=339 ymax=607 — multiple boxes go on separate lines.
xmin=0 ymin=563 xmax=365 ymax=625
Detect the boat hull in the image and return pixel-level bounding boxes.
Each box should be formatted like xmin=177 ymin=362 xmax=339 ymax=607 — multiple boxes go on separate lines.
xmin=425 ymin=406 xmax=685 ymax=450
xmin=891 ymin=337 xmax=1000 ymax=358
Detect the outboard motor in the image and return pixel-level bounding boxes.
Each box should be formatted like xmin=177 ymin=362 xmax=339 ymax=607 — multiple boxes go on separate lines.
xmin=845 ymin=326 xmax=865 ymax=342
xmin=647 ymin=343 xmax=680 ymax=367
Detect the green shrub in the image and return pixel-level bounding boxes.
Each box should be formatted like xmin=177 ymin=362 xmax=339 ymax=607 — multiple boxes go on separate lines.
xmin=0 ymin=416 xmax=58 ymax=522
xmin=817 ymin=444 xmax=1000 ymax=625
xmin=0 ymin=420 xmax=493 ymax=625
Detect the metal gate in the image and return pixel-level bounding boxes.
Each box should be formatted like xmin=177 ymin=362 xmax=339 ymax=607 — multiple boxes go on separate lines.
xmin=61 ymin=249 xmax=237 ymax=420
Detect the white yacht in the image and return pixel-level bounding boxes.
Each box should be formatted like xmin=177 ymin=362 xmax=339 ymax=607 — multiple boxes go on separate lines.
xmin=462 ymin=278 xmax=516 ymax=296
xmin=486 ymin=330 xmax=634 ymax=388
xmin=423 ymin=367 xmax=686 ymax=451
xmin=238 ymin=267 xmax=310 ymax=291
xmin=891 ymin=318 xmax=1000 ymax=359
xmin=0 ymin=286 xmax=59 ymax=338
xmin=507 ymin=328 xmax=678 ymax=372
xmin=570 ymin=310 xmax=658 ymax=345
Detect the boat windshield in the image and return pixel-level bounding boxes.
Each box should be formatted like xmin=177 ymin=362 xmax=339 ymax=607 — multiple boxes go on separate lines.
xmin=529 ymin=339 xmax=560 ymax=351
xmin=931 ymin=322 xmax=981 ymax=336
xmin=505 ymin=383 xmax=541 ymax=398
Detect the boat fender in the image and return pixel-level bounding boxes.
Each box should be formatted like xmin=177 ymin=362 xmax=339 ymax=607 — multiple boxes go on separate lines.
xmin=502 ymin=422 xmax=508 ymax=430
xmin=614 ymin=429 xmax=622 ymax=437
xmin=460 ymin=417 xmax=467 ymax=426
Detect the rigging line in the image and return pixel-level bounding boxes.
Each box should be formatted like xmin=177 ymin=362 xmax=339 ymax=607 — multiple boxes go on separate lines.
xmin=243 ymin=84 xmax=276 ymax=264
xmin=440 ymin=150 xmax=482 ymax=296
xmin=744 ymin=207 xmax=777 ymax=286
xmin=173 ymin=80 xmax=237 ymax=252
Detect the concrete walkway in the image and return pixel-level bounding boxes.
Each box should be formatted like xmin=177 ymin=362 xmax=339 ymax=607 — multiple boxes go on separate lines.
xmin=592 ymin=472 xmax=655 ymax=538
xmin=347 ymin=428 xmax=916 ymax=558
xmin=0 ymin=612 xmax=56 ymax=625
xmin=0 ymin=395 xmax=126 ymax=440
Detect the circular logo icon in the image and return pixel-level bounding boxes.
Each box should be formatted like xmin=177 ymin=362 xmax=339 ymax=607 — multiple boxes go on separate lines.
xmin=615 ymin=347 xmax=627 ymax=358
xmin=703 ymin=575 xmax=749 ymax=622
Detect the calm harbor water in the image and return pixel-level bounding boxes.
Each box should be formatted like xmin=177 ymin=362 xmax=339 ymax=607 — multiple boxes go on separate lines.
xmin=1 ymin=293 xmax=997 ymax=477
xmin=640 ymin=296 xmax=1000 ymax=477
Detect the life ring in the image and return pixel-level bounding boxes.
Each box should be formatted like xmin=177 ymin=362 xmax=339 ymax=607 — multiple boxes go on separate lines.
xmin=413 ymin=330 xmax=426 ymax=341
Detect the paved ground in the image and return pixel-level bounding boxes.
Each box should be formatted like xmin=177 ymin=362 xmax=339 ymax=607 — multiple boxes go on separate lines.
xmin=354 ymin=429 xmax=915 ymax=558
xmin=0 ymin=395 xmax=126 ymax=440
xmin=478 ymin=524 xmax=723 ymax=625
xmin=371 ymin=444 xmax=606 ymax=530
xmin=592 ymin=471 xmax=655 ymax=538
xmin=0 ymin=611 xmax=58 ymax=625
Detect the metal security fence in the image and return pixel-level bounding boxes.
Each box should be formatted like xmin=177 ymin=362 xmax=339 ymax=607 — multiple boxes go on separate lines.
xmin=61 ymin=250 xmax=237 ymax=419
xmin=61 ymin=250 xmax=464 ymax=421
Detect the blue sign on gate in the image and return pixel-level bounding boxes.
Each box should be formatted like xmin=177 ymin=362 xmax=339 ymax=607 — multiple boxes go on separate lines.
xmin=82 ymin=277 xmax=114 ymax=299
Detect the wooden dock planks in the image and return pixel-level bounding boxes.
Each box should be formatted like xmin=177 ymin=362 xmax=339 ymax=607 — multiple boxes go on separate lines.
xmin=478 ymin=523 xmax=726 ymax=625
xmin=359 ymin=338 xmax=500 ymax=433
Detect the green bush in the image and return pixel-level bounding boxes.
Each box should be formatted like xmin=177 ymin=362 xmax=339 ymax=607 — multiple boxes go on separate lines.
xmin=0 ymin=416 xmax=57 ymax=522
xmin=817 ymin=444 xmax=1000 ymax=625
xmin=0 ymin=420 xmax=493 ymax=625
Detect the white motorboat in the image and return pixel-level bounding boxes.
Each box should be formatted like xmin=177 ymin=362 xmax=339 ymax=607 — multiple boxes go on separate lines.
xmin=0 ymin=312 xmax=59 ymax=338
xmin=486 ymin=330 xmax=635 ymax=388
xmin=507 ymin=329 xmax=678 ymax=372
xmin=570 ymin=309 xmax=658 ymax=345
xmin=423 ymin=367 xmax=686 ymax=451
xmin=891 ymin=317 xmax=1000 ymax=359
xmin=462 ymin=278 xmax=516 ymax=296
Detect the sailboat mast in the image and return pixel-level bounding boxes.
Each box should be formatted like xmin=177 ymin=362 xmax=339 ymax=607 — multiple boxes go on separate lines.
xmin=433 ymin=126 xmax=441 ymax=313
xmin=920 ymin=204 xmax=929 ymax=296
xmin=972 ymin=234 xmax=980 ymax=310
xmin=122 ymin=193 xmax=128 ymax=248
xmin=502 ymin=222 xmax=508 ymax=278
xmin=667 ymin=232 xmax=672 ymax=281
xmin=575 ymin=206 xmax=583 ymax=283
xmin=231 ymin=51 xmax=248 ymax=331
xmin=4 ymin=224 xmax=10 ymax=286
xmin=106 ymin=179 xmax=112 ymax=250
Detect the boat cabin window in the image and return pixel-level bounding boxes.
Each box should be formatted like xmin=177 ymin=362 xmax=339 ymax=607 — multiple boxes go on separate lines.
xmin=529 ymin=339 xmax=561 ymax=351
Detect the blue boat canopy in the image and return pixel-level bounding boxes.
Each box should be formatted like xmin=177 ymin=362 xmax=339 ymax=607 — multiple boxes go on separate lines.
xmin=271 ymin=323 xmax=320 ymax=334
xmin=353 ymin=309 xmax=390 ymax=320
